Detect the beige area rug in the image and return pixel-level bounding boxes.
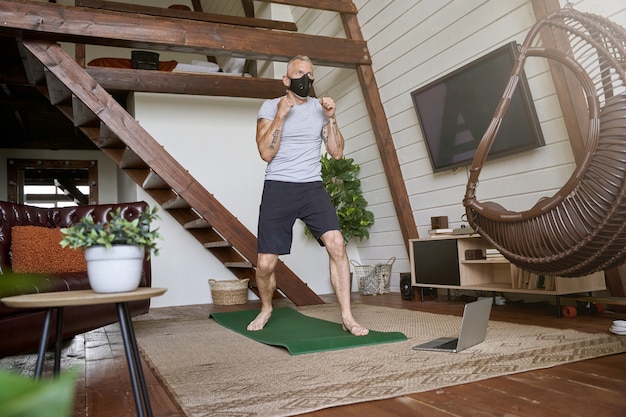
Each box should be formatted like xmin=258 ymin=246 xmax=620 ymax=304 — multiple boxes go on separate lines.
xmin=133 ymin=304 xmax=626 ymax=417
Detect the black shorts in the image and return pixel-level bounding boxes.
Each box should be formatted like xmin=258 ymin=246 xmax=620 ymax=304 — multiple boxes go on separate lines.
xmin=257 ymin=180 xmax=340 ymax=255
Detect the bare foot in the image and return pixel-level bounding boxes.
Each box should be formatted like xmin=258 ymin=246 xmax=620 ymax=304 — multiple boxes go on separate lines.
xmin=247 ymin=310 xmax=271 ymax=331
xmin=342 ymin=320 xmax=369 ymax=336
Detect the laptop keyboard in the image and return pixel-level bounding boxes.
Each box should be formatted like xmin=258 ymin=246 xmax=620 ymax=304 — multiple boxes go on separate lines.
xmin=436 ymin=339 xmax=458 ymax=350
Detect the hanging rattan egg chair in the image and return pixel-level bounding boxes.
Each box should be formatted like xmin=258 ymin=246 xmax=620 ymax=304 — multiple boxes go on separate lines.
xmin=464 ymin=8 xmax=626 ymax=277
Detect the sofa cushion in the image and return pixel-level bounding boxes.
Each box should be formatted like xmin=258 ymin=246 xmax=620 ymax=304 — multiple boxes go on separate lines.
xmin=10 ymin=226 xmax=87 ymax=274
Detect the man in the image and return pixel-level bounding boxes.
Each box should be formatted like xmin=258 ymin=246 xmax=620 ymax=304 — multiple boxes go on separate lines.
xmin=247 ymin=55 xmax=368 ymax=336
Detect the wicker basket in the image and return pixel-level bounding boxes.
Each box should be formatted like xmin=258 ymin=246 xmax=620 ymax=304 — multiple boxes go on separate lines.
xmin=208 ymin=279 xmax=249 ymax=305
xmin=350 ymin=257 xmax=395 ymax=295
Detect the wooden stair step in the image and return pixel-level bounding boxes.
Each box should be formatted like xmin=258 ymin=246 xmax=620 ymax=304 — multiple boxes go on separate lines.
xmin=203 ymin=240 xmax=231 ymax=248
xmin=35 ymin=85 xmax=51 ymax=101
xmin=17 ymin=42 xmax=45 ymax=85
xmin=98 ymin=123 xmax=125 ymax=148
xmin=162 ymin=195 xmax=190 ymax=209
xmin=142 ymin=171 xmax=170 ymax=190
xmin=119 ymin=148 xmax=148 ymax=169
xmin=72 ymin=96 xmax=99 ymax=127
xmin=184 ymin=218 xmax=212 ymax=229
xmin=224 ymin=261 xmax=254 ymax=268
xmin=122 ymin=168 xmax=152 ymax=187
xmin=99 ymin=147 xmax=125 ymax=166
xmin=143 ymin=189 xmax=177 ymax=207
xmin=56 ymin=104 xmax=75 ymax=123
xmin=80 ymin=126 xmax=101 ymax=143
xmin=44 ymin=69 xmax=72 ymax=105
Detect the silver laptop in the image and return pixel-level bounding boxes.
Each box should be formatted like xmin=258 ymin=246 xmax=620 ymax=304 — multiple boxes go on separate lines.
xmin=412 ymin=297 xmax=493 ymax=353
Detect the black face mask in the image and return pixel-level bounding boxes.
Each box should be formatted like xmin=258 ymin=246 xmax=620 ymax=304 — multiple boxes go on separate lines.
xmin=288 ymin=74 xmax=313 ymax=98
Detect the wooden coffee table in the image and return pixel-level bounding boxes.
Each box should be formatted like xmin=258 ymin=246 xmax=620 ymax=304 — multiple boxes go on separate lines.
xmin=1 ymin=287 xmax=167 ymax=417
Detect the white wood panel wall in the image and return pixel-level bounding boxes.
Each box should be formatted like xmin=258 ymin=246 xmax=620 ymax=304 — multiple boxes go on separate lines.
xmin=293 ymin=0 xmax=626 ymax=292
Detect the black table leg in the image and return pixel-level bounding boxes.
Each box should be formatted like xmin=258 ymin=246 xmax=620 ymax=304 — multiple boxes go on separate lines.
xmin=116 ymin=302 xmax=153 ymax=417
xmin=53 ymin=307 xmax=64 ymax=377
xmin=34 ymin=307 xmax=54 ymax=380
xmin=35 ymin=307 xmax=64 ymax=379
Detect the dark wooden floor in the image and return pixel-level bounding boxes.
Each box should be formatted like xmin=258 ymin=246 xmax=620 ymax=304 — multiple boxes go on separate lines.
xmin=3 ymin=293 xmax=626 ymax=417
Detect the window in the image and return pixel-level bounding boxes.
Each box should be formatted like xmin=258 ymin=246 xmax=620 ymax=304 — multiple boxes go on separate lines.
xmin=6 ymin=159 xmax=98 ymax=206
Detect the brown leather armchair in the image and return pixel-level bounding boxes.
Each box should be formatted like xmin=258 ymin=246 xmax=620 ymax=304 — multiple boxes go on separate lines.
xmin=0 ymin=201 xmax=153 ymax=357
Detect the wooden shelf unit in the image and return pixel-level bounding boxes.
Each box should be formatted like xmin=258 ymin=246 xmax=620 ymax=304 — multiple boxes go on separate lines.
xmin=409 ymin=234 xmax=606 ymax=296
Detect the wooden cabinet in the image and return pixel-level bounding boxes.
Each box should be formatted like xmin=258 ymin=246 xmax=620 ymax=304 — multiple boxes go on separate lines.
xmin=409 ymin=234 xmax=606 ymax=295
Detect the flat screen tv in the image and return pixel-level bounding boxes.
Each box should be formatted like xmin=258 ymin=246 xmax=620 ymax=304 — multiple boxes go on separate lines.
xmin=410 ymin=41 xmax=545 ymax=173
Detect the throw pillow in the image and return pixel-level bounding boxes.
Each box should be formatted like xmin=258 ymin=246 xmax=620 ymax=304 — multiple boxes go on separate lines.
xmin=10 ymin=226 xmax=87 ymax=274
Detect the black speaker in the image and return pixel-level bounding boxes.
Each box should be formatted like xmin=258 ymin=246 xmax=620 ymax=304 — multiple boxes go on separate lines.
xmin=430 ymin=216 xmax=448 ymax=230
xmin=400 ymin=273 xmax=415 ymax=300
xmin=131 ymin=51 xmax=159 ymax=70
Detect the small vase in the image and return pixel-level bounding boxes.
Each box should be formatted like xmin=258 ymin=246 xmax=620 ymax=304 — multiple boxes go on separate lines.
xmin=84 ymin=245 xmax=144 ymax=293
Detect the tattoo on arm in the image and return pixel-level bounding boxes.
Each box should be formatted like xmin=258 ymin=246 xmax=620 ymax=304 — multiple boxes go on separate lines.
xmin=324 ymin=119 xmax=340 ymax=146
xmin=331 ymin=120 xmax=339 ymax=143
xmin=321 ymin=124 xmax=329 ymax=143
xmin=269 ymin=129 xmax=281 ymax=150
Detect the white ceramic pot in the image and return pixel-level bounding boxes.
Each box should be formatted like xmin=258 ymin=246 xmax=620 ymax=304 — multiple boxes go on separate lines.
xmin=84 ymin=245 xmax=144 ymax=293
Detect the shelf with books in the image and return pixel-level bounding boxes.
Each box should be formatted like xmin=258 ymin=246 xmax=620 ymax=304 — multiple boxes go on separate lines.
xmin=409 ymin=234 xmax=606 ymax=297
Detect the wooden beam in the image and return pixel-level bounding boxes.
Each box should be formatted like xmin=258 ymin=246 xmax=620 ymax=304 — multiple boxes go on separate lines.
xmin=75 ymin=43 xmax=86 ymax=67
xmin=191 ymin=0 xmax=202 ymax=13
xmin=341 ymin=14 xmax=419 ymax=250
xmin=241 ymin=0 xmax=255 ymax=18
xmin=530 ymin=0 xmax=586 ymax=163
xmin=257 ymin=0 xmax=357 ymax=14
xmin=87 ymin=67 xmax=286 ymax=98
xmin=76 ymin=0 xmax=297 ymax=32
xmin=0 ymin=1 xmax=369 ymax=68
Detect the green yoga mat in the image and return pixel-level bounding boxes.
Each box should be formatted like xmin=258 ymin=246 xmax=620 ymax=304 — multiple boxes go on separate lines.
xmin=209 ymin=306 xmax=407 ymax=355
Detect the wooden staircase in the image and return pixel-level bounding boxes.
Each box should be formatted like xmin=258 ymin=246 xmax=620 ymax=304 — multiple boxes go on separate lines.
xmin=19 ymin=39 xmax=323 ymax=306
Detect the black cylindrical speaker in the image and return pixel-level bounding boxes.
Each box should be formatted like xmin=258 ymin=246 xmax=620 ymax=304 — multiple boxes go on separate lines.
xmin=400 ymin=273 xmax=415 ymax=300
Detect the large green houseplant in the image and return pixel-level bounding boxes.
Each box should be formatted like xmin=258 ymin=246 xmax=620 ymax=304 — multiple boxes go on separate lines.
xmin=306 ymin=154 xmax=375 ymax=244
xmin=60 ymin=206 xmax=162 ymax=293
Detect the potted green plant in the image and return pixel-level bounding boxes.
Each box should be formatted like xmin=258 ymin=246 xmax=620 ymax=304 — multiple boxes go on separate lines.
xmin=306 ymin=154 xmax=375 ymax=244
xmin=60 ymin=206 xmax=162 ymax=293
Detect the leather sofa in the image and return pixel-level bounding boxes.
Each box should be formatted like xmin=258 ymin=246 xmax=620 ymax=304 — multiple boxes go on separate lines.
xmin=0 ymin=201 xmax=152 ymax=357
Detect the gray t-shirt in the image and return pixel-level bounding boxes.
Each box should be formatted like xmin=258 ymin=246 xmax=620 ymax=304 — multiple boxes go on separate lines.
xmin=258 ymin=96 xmax=327 ymax=182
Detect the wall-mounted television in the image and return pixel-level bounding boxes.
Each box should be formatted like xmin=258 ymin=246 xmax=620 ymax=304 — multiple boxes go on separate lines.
xmin=410 ymin=41 xmax=545 ymax=173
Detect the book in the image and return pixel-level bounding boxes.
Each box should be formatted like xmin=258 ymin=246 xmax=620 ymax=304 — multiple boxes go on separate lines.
xmin=428 ymin=228 xmax=454 ymax=238
xmin=428 ymin=228 xmax=454 ymax=234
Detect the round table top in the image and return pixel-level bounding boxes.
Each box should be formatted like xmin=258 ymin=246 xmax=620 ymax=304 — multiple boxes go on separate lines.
xmin=0 ymin=287 xmax=167 ymax=308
